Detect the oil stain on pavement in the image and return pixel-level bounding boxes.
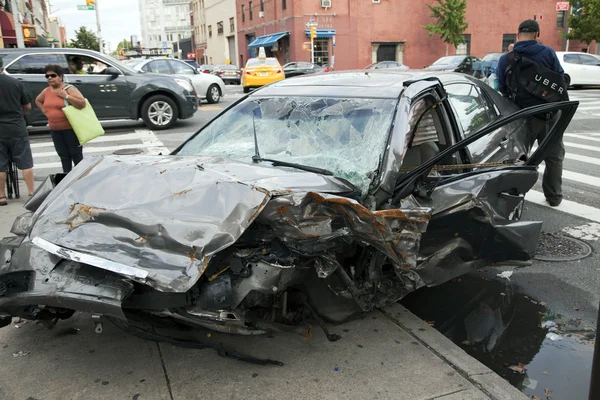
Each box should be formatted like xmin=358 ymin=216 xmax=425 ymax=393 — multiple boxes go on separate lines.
xmin=401 ymin=274 xmax=595 ymax=400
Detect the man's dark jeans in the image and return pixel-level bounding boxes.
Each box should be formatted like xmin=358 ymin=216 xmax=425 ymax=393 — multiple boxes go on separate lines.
xmin=527 ymin=115 xmax=565 ymax=204
xmin=50 ymin=129 xmax=83 ymax=173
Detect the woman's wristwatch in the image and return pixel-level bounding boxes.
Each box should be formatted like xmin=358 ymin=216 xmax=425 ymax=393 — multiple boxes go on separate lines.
xmin=65 ymin=94 xmax=70 ymax=101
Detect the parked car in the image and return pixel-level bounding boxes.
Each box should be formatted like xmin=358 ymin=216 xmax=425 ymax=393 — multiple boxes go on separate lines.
xmin=0 ymin=48 xmax=198 ymax=130
xmin=199 ymin=64 xmax=215 ymax=74
xmin=555 ymin=51 xmax=600 ymax=88
xmin=283 ymin=61 xmax=328 ymax=78
xmin=0 ymin=71 xmax=578 ymax=363
xmin=365 ymin=61 xmax=409 ymax=70
xmin=183 ymin=59 xmax=201 ymax=70
xmin=425 ymin=55 xmax=481 ymax=75
xmin=127 ymin=57 xmax=225 ymax=104
xmin=212 ymin=64 xmax=242 ymax=85
xmin=241 ymin=56 xmax=284 ymax=93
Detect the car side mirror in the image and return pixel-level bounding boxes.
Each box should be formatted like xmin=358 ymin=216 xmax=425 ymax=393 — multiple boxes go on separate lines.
xmin=105 ymin=67 xmax=120 ymax=76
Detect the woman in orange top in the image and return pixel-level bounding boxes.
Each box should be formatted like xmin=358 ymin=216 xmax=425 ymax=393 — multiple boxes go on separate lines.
xmin=35 ymin=64 xmax=87 ymax=173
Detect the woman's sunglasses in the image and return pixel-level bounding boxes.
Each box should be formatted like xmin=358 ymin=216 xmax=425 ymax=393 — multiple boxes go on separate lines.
xmin=45 ymin=73 xmax=58 ymax=79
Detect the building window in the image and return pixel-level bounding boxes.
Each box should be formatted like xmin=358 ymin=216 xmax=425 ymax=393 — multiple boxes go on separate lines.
xmin=456 ymin=34 xmax=471 ymax=55
xmin=502 ymin=34 xmax=516 ymax=52
xmin=260 ymin=0 xmax=264 ymax=12
xmin=314 ymin=38 xmax=330 ymax=68
xmin=242 ymin=5 xmax=245 ymax=22
xmin=557 ymin=11 xmax=566 ymax=28
xmin=283 ymin=0 xmax=286 ymax=10
xmin=249 ymin=1 xmax=253 ymax=20
xmin=230 ymin=17 xmax=235 ymax=32
xmin=208 ymin=25 xmax=212 ymax=38
xmin=217 ymin=21 xmax=224 ymax=35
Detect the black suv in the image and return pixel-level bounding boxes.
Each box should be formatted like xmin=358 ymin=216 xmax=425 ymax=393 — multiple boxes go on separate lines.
xmin=0 ymin=48 xmax=198 ymax=130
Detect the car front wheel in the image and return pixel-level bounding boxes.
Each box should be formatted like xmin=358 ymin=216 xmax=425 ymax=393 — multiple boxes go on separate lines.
xmin=207 ymin=84 xmax=221 ymax=104
xmin=141 ymin=95 xmax=178 ymax=130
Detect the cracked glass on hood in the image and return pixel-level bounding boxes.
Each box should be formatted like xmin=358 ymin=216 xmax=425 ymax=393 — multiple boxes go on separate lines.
xmin=177 ymin=96 xmax=398 ymax=194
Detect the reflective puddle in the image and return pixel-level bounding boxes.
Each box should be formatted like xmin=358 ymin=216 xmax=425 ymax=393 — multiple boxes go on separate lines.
xmin=401 ymin=274 xmax=595 ymax=399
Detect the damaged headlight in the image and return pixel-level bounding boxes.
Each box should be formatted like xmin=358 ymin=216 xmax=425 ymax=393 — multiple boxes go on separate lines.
xmin=10 ymin=212 xmax=33 ymax=236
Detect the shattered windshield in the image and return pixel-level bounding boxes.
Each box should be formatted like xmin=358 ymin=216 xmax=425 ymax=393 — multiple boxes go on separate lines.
xmin=177 ymin=96 xmax=398 ymax=194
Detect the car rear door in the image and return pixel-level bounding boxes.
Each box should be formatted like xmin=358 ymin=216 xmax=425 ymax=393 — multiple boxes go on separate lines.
xmin=63 ymin=52 xmax=132 ymax=119
xmin=562 ymin=54 xmax=586 ymax=85
xmin=391 ymin=95 xmax=578 ymax=281
xmin=4 ymin=53 xmax=70 ymax=125
xmin=444 ymin=82 xmax=523 ymax=165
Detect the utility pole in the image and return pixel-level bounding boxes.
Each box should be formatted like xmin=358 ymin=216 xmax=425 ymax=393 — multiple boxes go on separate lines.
xmin=10 ymin=0 xmax=25 ymax=48
xmin=309 ymin=19 xmax=317 ymax=65
xmin=95 ymin=0 xmax=103 ymax=53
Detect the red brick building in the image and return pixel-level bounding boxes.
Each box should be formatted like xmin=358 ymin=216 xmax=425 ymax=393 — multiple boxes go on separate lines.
xmin=235 ymin=0 xmax=592 ymax=70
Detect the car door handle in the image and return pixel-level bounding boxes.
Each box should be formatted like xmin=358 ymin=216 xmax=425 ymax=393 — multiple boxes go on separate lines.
xmin=499 ymin=138 xmax=509 ymax=148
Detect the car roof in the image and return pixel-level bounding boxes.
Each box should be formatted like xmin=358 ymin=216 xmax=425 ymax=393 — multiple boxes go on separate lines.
xmin=253 ymin=70 xmax=478 ymax=99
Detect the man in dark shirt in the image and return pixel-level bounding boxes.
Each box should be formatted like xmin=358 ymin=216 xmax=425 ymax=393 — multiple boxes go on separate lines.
xmin=497 ymin=20 xmax=566 ymax=207
xmin=0 ymin=57 xmax=35 ymax=205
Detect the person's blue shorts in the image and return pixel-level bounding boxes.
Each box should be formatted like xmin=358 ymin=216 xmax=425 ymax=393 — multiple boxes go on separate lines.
xmin=0 ymin=137 xmax=34 ymax=173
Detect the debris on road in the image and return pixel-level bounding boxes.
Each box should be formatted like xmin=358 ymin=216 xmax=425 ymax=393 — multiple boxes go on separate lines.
xmin=12 ymin=350 xmax=30 ymax=357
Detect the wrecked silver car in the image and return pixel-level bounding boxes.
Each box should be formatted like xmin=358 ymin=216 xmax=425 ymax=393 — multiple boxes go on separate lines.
xmin=0 ymin=72 xmax=578 ymax=363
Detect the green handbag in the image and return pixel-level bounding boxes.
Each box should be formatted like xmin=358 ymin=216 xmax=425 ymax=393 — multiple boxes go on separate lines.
xmin=61 ymin=85 xmax=105 ymax=145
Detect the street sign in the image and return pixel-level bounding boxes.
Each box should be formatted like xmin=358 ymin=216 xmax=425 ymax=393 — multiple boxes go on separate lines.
xmin=77 ymin=5 xmax=95 ymax=10
xmin=556 ymin=2 xmax=569 ymax=11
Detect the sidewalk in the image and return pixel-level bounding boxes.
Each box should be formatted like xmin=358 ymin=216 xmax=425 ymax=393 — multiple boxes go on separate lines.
xmin=0 ymin=186 xmax=528 ymax=400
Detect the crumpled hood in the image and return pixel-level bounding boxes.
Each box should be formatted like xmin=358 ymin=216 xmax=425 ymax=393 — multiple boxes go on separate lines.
xmin=513 ymin=40 xmax=547 ymax=57
xmin=28 ymin=155 xmax=355 ymax=292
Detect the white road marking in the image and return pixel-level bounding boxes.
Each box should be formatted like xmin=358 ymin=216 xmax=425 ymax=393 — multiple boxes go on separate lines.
xmin=563 ymin=223 xmax=600 ymax=241
xmin=538 ymin=165 xmax=600 ymax=187
xmin=565 ymin=133 xmax=600 ymax=143
xmin=29 ymin=132 xmax=149 ymax=148
xmin=526 ymin=190 xmax=600 ymax=223
xmin=137 ymin=129 xmax=170 ymax=155
xmin=564 ymin=141 xmax=600 ymax=152
xmin=32 ymin=143 xmax=149 ymax=159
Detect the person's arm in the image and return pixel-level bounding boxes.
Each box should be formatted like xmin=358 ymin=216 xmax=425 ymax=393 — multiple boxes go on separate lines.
xmin=35 ymin=88 xmax=47 ymax=115
xmin=57 ymin=85 xmax=86 ymax=110
xmin=20 ymin=82 xmax=33 ymax=114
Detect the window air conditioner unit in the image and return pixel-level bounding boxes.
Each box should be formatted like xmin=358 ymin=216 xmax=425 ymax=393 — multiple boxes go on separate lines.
xmin=372 ymin=0 xmax=381 ymax=3
xmin=259 ymin=11 xmax=264 ymax=18
xmin=321 ymin=0 xmax=332 ymax=8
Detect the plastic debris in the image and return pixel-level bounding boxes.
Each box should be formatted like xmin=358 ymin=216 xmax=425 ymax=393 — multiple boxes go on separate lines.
xmin=541 ymin=321 xmax=558 ymax=332
xmin=12 ymin=350 xmax=30 ymax=357
xmin=546 ymin=332 xmax=562 ymax=341
xmin=523 ymin=377 xmax=538 ymax=390
xmin=334 ymin=366 xmax=339 ymax=372
xmin=497 ymin=270 xmax=513 ymax=280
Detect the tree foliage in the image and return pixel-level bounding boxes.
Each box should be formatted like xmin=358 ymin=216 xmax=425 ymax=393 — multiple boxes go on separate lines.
xmin=67 ymin=27 xmax=100 ymax=51
xmin=566 ymin=0 xmax=600 ymax=46
xmin=423 ymin=0 xmax=469 ymax=56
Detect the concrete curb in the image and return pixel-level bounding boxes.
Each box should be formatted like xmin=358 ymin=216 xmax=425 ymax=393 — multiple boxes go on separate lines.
xmin=380 ymin=303 xmax=528 ymax=400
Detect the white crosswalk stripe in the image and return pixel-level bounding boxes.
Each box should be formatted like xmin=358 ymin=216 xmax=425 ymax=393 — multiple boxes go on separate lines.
xmin=31 ymin=130 xmax=168 ymax=179
xmin=526 ymin=91 xmax=600 ymax=219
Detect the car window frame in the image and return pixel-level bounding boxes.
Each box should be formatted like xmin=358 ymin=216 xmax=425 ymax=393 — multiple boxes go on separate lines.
xmin=64 ymin=53 xmax=116 ymax=77
xmin=444 ymin=82 xmax=498 ymax=140
xmin=563 ymin=54 xmax=581 ymax=64
xmin=4 ymin=53 xmax=69 ymax=75
xmin=147 ymin=59 xmax=174 ymax=74
xmin=4 ymin=52 xmax=126 ymax=77
xmin=578 ymin=54 xmax=600 ymax=66
xmin=168 ymin=59 xmax=197 ymax=75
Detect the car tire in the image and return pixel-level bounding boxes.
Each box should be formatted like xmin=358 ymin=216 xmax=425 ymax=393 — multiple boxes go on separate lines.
xmin=243 ymin=87 xmax=250 ymax=93
xmin=141 ymin=95 xmax=178 ymax=131
xmin=564 ymin=74 xmax=571 ymax=87
xmin=206 ymin=84 xmax=221 ymax=104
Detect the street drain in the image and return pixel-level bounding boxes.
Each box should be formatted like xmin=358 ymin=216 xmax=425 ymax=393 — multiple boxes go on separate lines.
xmin=534 ymin=232 xmax=592 ymax=262
xmin=112 ymin=148 xmax=143 ymax=155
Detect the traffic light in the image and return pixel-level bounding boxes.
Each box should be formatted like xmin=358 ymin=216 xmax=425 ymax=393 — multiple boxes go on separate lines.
xmin=86 ymin=0 xmax=95 ymax=6
xmin=120 ymin=50 xmax=124 ymax=56
xmin=22 ymin=25 xmax=37 ymax=39
xmin=310 ymin=26 xmax=317 ymax=39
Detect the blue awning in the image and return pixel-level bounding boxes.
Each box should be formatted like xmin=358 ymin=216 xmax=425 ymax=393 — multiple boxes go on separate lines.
xmin=304 ymin=29 xmax=336 ymax=38
xmin=248 ymin=31 xmax=290 ymax=49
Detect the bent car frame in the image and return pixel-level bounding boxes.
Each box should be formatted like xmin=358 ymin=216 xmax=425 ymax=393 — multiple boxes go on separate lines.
xmin=0 ymin=71 xmax=578 ymax=364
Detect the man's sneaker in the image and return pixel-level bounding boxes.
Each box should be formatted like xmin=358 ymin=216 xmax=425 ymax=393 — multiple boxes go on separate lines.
xmin=547 ymin=198 xmax=562 ymax=207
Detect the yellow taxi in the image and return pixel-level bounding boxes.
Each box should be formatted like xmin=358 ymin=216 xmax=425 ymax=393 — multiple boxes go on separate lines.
xmin=242 ymin=48 xmax=285 ymax=93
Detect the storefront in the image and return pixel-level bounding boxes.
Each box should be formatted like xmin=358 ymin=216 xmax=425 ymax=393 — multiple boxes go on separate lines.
xmin=303 ymin=29 xmax=335 ymax=69
xmin=247 ymin=31 xmax=290 ymax=65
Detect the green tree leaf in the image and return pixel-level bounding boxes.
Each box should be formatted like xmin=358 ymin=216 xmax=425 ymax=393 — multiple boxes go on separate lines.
xmin=67 ymin=27 xmax=101 ymax=51
xmin=422 ymin=0 xmax=469 ymax=56
xmin=566 ymin=0 xmax=600 ymax=46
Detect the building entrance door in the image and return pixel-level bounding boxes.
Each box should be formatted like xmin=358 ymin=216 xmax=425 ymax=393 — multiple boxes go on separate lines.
xmin=377 ymin=44 xmax=396 ymax=61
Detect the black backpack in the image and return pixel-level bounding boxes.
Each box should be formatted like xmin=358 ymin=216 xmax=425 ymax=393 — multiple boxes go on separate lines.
xmin=504 ymin=51 xmax=569 ymax=109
